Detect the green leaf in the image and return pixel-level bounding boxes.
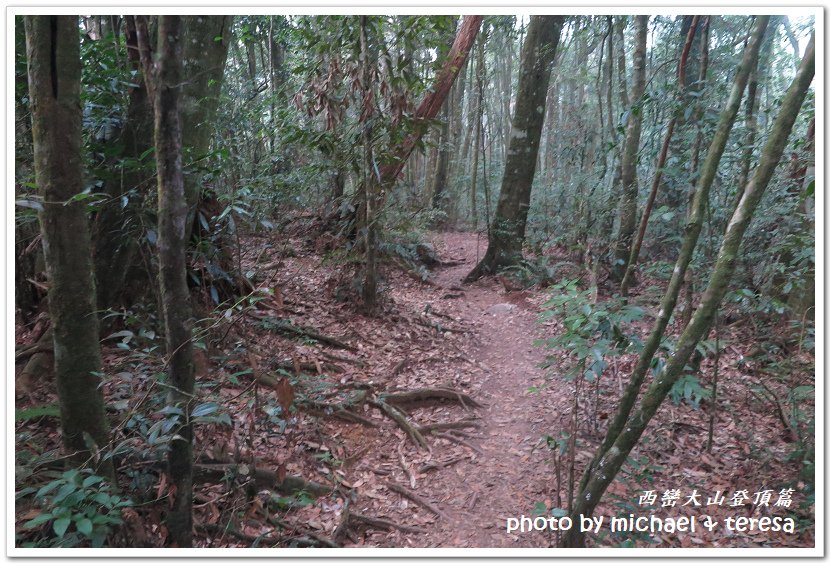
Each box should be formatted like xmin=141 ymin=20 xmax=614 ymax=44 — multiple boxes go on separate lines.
xmin=76 ymin=518 xmax=93 ymax=536
xmin=53 ymin=517 xmax=71 ymax=538
xmin=24 ymin=513 xmax=53 ymax=528
xmin=192 ymin=402 xmax=219 ymax=418
xmin=82 ymin=475 xmax=105 ymax=488
xmin=16 ymin=403 xmax=61 ymax=422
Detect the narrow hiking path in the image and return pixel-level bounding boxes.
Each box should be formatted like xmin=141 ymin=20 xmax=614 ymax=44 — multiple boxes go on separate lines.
xmin=405 ymin=231 xmax=571 ymax=547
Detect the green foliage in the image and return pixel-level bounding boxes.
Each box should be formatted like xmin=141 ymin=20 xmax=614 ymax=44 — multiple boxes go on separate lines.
xmin=18 ymin=469 xmax=132 ymax=548
xmin=15 ymin=404 xmax=61 ymax=423
xmin=538 ymin=279 xmax=644 ymax=381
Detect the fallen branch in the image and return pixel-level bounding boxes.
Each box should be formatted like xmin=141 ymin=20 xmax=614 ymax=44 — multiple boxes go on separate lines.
xmin=384 ymin=481 xmax=449 ymax=520
xmin=272 ymin=359 xmax=345 ymax=374
xmin=319 ymin=351 xmax=367 ymax=368
xmin=381 ymin=387 xmax=483 ymax=409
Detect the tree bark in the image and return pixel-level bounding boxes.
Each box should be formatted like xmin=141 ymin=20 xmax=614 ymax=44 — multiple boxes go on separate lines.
xmin=179 ymin=16 xmax=232 ymax=236
xmin=465 ymin=16 xmax=565 ymax=281
xmin=93 ymin=16 xmax=155 ymax=311
xmin=610 ymin=15 xmax=648 ymax=282
xmin=469 ymin=32 xmax=486 ymax=230
xmin=561 ymin=32 xmax=812 ymax=547
xmin=139 ymin=15 xmax=196 ymax=547
xmin=377 ymin=16 xmax=482 ymax=194
xmin=619 ymin=16 xmax=699 ymax=294
xmin=580 ymin=18 xmax=769 ymax=499
xmin=25 ymin=15 xmax=113 ymax=476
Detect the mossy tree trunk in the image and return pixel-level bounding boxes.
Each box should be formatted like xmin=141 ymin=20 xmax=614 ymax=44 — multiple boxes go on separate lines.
xmin=25 ymin=15 xmax=113 ymax=477
xmin=137 ymin=15 xmax=195 ymax=547
xmin=465 ymin=15 xmax=565 ymax=281
xmin=610 ymin=15 xmax=647 ymax=282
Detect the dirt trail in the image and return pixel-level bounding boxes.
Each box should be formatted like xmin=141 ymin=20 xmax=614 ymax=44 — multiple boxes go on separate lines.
xmin=409 ymin=231 xmax=569 ymax=547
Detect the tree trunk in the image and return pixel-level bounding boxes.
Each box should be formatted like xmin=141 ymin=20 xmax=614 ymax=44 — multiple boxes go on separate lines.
xmin=619 ymin=16 xmax=699 ymax=294
xmin=25 ymin=15 xmax=114 ymax=476
xmin=561 ymin=32 xmax=812 ymax=547
xmin=377 ymin=16 xmax=482 ymax=195
xmin=469 ymin=32 xmax=486 ymax=230
xmin=139 ymin=15 xmax=196 ymax=547
xmin=359 ymin=16 xmax=379 ymax=314
xmin=465 ymin=16 xmax=565 ymax=281
xmin=610 ymin=16 xmax=648 ymax=282
xmin=179 ymin=16 xmax=232 ymax=235
xmin=93 ymin=16 xmax=155 ymax=311
xmin=600 ymin=17 xmax=630 ymax=241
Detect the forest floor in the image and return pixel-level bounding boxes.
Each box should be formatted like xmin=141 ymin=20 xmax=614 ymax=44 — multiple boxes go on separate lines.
xmin=14 ymin=229 xmax=814 ymax=549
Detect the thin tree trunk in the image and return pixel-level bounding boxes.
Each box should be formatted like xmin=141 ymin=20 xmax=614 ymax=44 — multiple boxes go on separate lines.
xmin=138 ymin=14 xmax=195 ymax=547
xmin=465 ymin=16 xmax=565 ymax=280
xmin=682 ymin=15 xmax=712 ymax=329
xmin=469 ymin=32 xmax=485 ymax=230
xmin=562 ymin=33 xmax=812 ymax=547
xmin=620 ymin=16 xmax=699 ymax=294
xmin=25 ymin=15 xmax=114 ymax=477
xmin=93 ymin=16 xmax=155 ymax=311
xmin=359 ymin=16 xmax=379 ymax=313
xmin=377 ymin=16 xmax=482 ymax=194
xmin=610 ymin=16 xmax=648 ymax=282
xmin=179 ymin=16 xmax=231 ymax=236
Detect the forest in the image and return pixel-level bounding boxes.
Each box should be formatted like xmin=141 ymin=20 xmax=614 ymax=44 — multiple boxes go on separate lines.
xmin=12 ymin=12 xmax=817 ymax=552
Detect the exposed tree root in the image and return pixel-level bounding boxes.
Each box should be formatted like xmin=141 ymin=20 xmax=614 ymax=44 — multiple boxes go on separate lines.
xmin=433 ymin=431 xmax=485 ymax=455
xmin=258 ymin=317 xmax=357 ymax=351
xmin=417 ymin=419 xmax=482 ymax=433
xmin=384 ymin=481 xmax=449 ymax=520
xmin=349 ymin=513 xmax=428 ymax=534
xmin=418 ymin=455 xmax=469 ymax=473
xmin=381 ymin=387 xmax=483 ymax=409
xmin=192 ymin=463 xmax=332 ymax=497
xmin=272 ymin=359 xmax=345 ymax=374
xmin=414 ymin=316 xmax=470 ymax=334
xmin=197 ymin=523 xmax=282 ymax=546
xmin=369 ymin=399 xmax=428 ymax=449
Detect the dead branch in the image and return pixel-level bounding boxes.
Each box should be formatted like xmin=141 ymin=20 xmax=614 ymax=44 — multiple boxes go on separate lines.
xmin=272 ymin=359 xmax=345 ymax=374
xmin=319 ymin=350 xmax=367 ymax=367
xmin=384 ymin=481 xmax=449 ymax=520
xmin=381 ymin=387 xmax=483 ymax=409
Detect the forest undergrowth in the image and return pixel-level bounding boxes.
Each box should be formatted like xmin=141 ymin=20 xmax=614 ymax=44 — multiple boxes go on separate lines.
xmin=14 ymin=228 xmax=814 ymax=548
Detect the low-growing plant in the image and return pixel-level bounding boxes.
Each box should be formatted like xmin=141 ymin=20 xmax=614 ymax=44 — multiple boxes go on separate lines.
xmin=17 ymin=469 xmax=132 ymax=547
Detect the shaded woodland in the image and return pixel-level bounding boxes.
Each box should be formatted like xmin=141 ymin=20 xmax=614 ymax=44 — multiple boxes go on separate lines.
xmin=13 ymin=14 xmax=816 ymax=550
